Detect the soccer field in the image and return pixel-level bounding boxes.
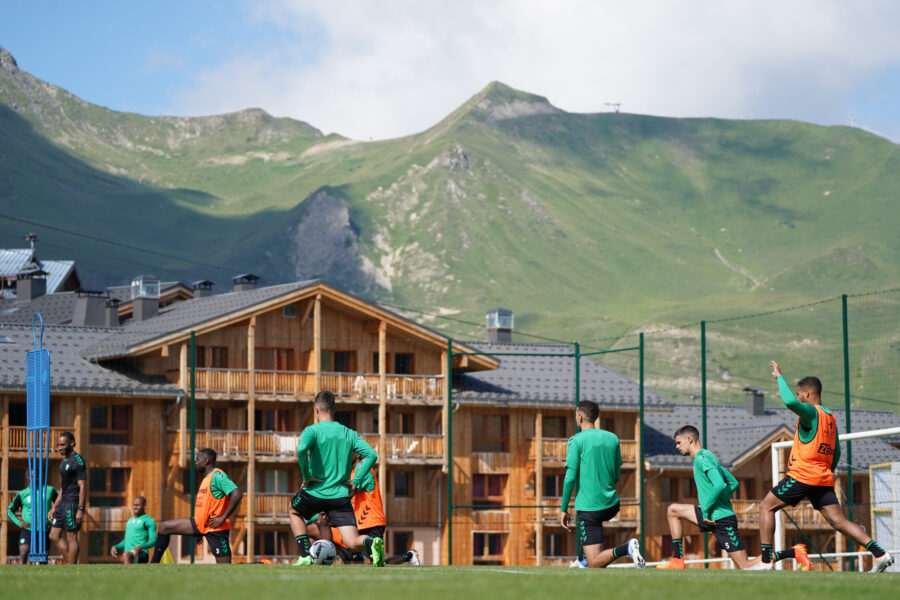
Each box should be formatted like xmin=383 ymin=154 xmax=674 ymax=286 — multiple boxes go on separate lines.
xmin=1 ymin=565 xmax=895 ymax=600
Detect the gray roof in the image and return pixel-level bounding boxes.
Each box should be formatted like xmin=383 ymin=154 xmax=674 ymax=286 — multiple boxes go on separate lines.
xmin=0 ymin=324 xmax=181 ymax=396
xmin=644 ymin=402 xmax=900 ymax=471
xmin=0 ymin=249 xmax=76 ymax=294
xmin=452 ymin=342 xmax=668 ymax=407
xmin=80 ymin=280 xmax=317 ymax=360
xmin=107 ymin=281 xmax=186 ymax=303
xmin=0 ymin=291 xmax=79 ymax=324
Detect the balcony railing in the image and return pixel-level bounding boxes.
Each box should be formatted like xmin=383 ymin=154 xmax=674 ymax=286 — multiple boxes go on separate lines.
xmin=528 ymin=498 xmax=639 ymax=525
xmin=732 ymin=499 xmax=831 ymax=529
xmin=253 ymin=493 xmax=293 ymax=519
xmin=527 ymin=438 xmax=637 ymax=463
xmin=8 ymin=427 xmax=70 ymax=452
xmin=191 ymin=369 xmax=443 ymax=402
xmin=168 ymin=430 xmax=443 ymax=464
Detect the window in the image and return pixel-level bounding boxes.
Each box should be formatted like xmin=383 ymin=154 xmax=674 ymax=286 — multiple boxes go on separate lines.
xmin=393 ymin=531 xmax=413 ymax=555
xmin=322 ymin=350 xmax=355 ymax=372
xmin=601 ymin=417 xmax=615 ymax=433
xmin=9 ymin=402 xmax=26 ymax=426
xmin=210 ymin=408 xmax=227 ymax=429
xmin=194 ymin=345 xmax=207 ymax=368
xmin=543 ymin=474 xmax=564 ymax=498
xmin=473 ymin=533 xmax=505 ymax=560
xmin=255 ymin=409 xmax=290 ymax=432
xmin=210 ymin=347 xmax=228 ymax=368
xmin=682 ymin=478 xmax=696 ymax=499
xmin=395 ymin=353 xmax=414 ymax=374
xmin=394 ymin=472 xmax=412 ymax=497
xmin=335 ymin=411 xmax=355 ymax=429
xmin=372 ymin=352 xmax=380 ymax=373
xmin=90 ymin=468 xmax=129 ymax=507
xmin=256 ymin=469 xmax=290 ymax=494
xmin=389 ymin=412 xmax=414 ymax=434
xmin=543 ymin=416 xmax=567 ymax=438
xmin=283 ymin=305 xmax=296 ymax=318
xmin=472 ymin=474 xmax=506 ymax=506
xmin=544 ymin=533 xmax=566 ymax=557
xmin=90 ymin=404 xmax=131 ymax=444
xmin=472 ymin=414 xmax=507 ymax=452
xmin=255 ymin=348 xmax=293 ymax=371
xmin=737 ymin=478 xmax=755 ymax=500
xmin=9 ymin=467 xmax=26 ymax=491
xmin=89 ymin=530 xmax=124 ymax=559
xmin=182 ymin=469 xmax=196 ymax=494
xmin=660 ymin=477 xmax=678 ymax=501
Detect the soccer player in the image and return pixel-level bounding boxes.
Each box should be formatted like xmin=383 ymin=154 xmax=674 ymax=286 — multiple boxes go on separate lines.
xmin=289 ymin=390 xmax=385 ymax=567
xmin=110 ymin=496 xmax=157 ymax=564
xmin=559 ymin=400 xmax=644 ymax=569
xmin=7 ymin=470 xmax=58 ymax=564
xmin=150 ymin=448 xmax=243 ymax=564
xmin=309 ymin=453 xmax=419 ymax=565
xmin=49 ymin=431 xmax=86 ymax=564
xmin=657 ymin=425 xmax=810 ymax=570
xmin=756 ymin=361 xmax=894 ymax=572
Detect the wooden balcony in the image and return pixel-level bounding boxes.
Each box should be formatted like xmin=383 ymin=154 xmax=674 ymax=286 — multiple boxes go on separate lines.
xmin=732 ymin=500 xmax=831 ymax=529
xmin=471 ymin=510 xmax=511 ymax=530
xmin=527 ymin=438 xmax=637 ymax=465
xmin=8 ymin=426 xmax=70 ymax=454
xmin=191 ymin=369 xmax=443 ymax=403
xmin=168 ymin=430 xmax=443 ymax=465
xmin=253 ymin=493 xmax=293 ymax=522
xmin=528 ymin=498 xmax=639 ymax=526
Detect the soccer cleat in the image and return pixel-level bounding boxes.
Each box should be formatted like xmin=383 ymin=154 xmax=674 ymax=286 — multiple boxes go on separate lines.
xmin=408 ymin=549 xmax=420 ymax=566
xmin=870 ymin=552 xmax=894 ymax=573
xmin=656 ymin=557 xmax=685 ymax=569
xmin=627 ymin=538 xmax=645 ymax=569
xmin=792 ymin=544 xmax=811 ymax=571
xmin=292 ymin=556 xmax=313 ymax=566
xmin=568 ymin=558 xmax=587 ymax=568
xmin=370 ymin=537 xmax=386 ymax=567
xmin=746 ymin=560 xmax=774 ymax=570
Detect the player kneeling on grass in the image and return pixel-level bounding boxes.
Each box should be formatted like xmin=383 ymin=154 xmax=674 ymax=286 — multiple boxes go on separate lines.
xmin=151 ymin=449 xmax=243 ymax=564
xmin=560 ymin=400 xmax=644 ymax=569
xmin=289 ymin=391 xmax=385 ymax=567
xmin=657 ymin=425 xmax=810 ymax=570
xmin=110 ymin=496 xmax=157 ymax=564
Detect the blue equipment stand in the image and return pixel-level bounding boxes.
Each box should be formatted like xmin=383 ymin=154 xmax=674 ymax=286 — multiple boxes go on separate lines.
xmin=26 ymin=313 xmax=51 ymax=564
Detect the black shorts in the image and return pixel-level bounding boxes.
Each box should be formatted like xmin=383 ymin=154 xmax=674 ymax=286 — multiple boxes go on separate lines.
xmin=190 ymin=518 xmax=232 ymax=558
xmin=694 ymin=506 xmax=745 ymax=552
xmin=359 ymin=525 xmax=385 ymax=539
xmin=51 ymin=502 xmax=81 ymax=532
xmin=133 ymin=549 xmax=150 ymax=563
xmin=576 ymin=502 xmax=620 ymax=547
xmin=18 ymin=529 xmax=51 ymax=548
xmin=291 ymin=490 xmax=356 ymax=527
xmin=771 ymin=476 xmax=839 ymax=510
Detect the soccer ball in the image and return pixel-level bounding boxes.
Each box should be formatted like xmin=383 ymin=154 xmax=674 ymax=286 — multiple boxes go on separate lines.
xmin=309 ymin=539 xmax=336 ymax=565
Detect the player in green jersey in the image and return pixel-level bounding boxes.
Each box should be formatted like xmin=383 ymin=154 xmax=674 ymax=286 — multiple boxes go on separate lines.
xmin=289 ymin=390 xmax=384 ymax=567
xmin=559 ymin=400 xmax=644 ymax=569
xmin=110 ymin=496 xmax=157 ymax=564
xmin=7 ymin=470 xmax=58 ymax=564
xmin=657 ymin=425 xmax=811 ymax=570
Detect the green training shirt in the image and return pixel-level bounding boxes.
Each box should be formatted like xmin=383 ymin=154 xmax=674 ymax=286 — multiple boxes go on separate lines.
xmin=7 ymin=486 xmax=58 ymax=528
xmin=113 ymin=513 xmax=157 ymax=553
xmin=210 ymin=470 xmax=238 ymax=498
xmin=560 ymin=428 xmax=622 ymax=512
xmin=694 ymin=449 xmax=739 ymax=521
xmin=297 ymin=420 xmax=377 ymax=499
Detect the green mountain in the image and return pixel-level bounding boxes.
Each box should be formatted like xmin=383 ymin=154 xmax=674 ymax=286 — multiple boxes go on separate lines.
xmin=2 ymin=43 xmax=899 ymax=395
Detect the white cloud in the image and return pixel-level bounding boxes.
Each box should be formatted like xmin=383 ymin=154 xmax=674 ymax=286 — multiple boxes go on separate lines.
xmin=169 ymin=0 xmax=900 ymax=140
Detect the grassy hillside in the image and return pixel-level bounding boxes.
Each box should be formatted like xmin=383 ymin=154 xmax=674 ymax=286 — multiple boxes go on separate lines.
xmin=1 ymin=45 xmax=898 ymax=408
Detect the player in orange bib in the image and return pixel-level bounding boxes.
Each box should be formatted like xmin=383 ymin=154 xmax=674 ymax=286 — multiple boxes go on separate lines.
xmin=151 ymin=448 xmax=243 ymax=563
xmin=754 ymin=361 xmax=893 ymax=572
xmin=310 ymin=453 xmax=419 ymax=565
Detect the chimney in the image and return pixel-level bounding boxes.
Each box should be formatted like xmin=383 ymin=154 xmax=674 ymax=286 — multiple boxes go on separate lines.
xmin=232 ymin=273 xmax=259 ymax=292
xmin=131 ymin=275 xmax=160 ymax=322
xmin=486 ymin=307 xmax=514 ymax=344
xmin=72 ymin=289 xmax=107 ymax=326
xmin=743 ymin=387 xmax=765 ymax=416
xmin=105 ymin=298 xmax=121 ymax=328
xmin=192 ymin=280 xmax=214 ymax=298
xmin=15 ymin=270 xmax=47 ymax=304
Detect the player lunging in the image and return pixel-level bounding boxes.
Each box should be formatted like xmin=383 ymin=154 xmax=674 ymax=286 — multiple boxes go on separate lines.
xmin=755 ymin=361 xmax=893 ymax=572
xmin=49 ymin=432 xmax=86 ymax=564
xmin=7 ymin=470 xmax=58 ymax=564
xmin=289 ymin=391 xmax=385 ymax=567
xmin=151 ymin=449 xmax=243 ymax=563
xmin=559 ymin=400 xmax=644 ymax=568
xmin=657 ymin=425 xmax=810 ymax=570
xmin=111 ymin=496 xmax=157 ymax=564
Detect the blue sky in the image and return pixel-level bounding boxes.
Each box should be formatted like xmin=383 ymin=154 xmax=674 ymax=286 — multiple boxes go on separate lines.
xmin=2 ymin=1 xmax=900 ymax=141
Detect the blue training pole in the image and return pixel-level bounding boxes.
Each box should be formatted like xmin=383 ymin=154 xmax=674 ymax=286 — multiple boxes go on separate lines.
xmin=27 ymin=313 xmax=51 ymax=564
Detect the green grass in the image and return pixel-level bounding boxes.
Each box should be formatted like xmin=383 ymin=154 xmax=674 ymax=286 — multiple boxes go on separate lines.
xmin=0 ymin=565 xmax=895 ymax=600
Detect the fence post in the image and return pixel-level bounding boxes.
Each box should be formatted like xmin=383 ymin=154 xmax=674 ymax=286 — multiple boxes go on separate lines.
xmin=190 ymin=330 xmax=196 ymax=564
xmin=639 ymin=333 xmax=645 ymax=552
xmin=701 ymin=320 xmax=709 ymax=566
xmin=446 ymin=337 xmax=454 ymax=565
xmin=574 ymin=341 xmax=581 ymax=560
xmin=842 ymin=295 xmax=855 ymax=569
